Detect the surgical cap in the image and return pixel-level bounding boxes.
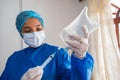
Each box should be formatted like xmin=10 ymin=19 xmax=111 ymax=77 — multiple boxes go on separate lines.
xmin=16 ymin=10 xmax=44 ymax=37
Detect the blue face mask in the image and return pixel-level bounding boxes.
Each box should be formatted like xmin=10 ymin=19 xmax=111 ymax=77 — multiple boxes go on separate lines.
xmin=22 ymin=30 xmax=46 ymax=48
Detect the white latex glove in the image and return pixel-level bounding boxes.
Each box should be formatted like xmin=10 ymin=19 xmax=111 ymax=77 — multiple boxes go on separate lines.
xmin=21 ymin=66 xmax=43 ymax=80
xmin=65 ymin=25 xmax=89 ymax=59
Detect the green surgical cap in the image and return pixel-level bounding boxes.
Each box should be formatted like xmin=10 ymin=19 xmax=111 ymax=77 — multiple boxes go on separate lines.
xmin=16 ymin=10 xmax=44 ymax=37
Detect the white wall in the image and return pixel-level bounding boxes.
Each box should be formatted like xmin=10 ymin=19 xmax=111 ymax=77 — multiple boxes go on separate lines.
xmin=0 ymin=0 xmax=85 ymax=76
xmin=0 ymin=0 xmax=22 ymax=75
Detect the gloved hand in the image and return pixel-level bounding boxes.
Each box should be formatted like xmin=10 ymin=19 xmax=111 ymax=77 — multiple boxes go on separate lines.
xmin=65 ymin=25 xmax=89 ymax=59
xmin=21 ymin=66 xmax=43 ymax=80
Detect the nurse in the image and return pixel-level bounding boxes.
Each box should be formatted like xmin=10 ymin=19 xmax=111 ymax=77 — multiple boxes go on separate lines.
xmin=0 ymin=10 xmax=94 ymax=80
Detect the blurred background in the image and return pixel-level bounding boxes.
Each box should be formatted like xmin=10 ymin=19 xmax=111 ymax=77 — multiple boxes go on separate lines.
xmin=0 ymin=0 xmax=120 ymax=79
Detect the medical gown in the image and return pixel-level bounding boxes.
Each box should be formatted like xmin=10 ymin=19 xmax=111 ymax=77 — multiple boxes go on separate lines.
xmin=0 ymin=43 xmax=94 ymax=80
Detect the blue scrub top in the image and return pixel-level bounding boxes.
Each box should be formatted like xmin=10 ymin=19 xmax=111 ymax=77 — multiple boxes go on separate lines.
xmin=0 ymin=43 xmax=94 ymax=80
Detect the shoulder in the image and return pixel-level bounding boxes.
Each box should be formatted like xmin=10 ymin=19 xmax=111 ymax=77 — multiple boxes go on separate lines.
xmin=44 ymin=43 xmax=58 ymax=48
xmin=7 ymin=47 xmax=28 ymax=61
xmin=44 ymin=43 xmax=60 ymax=52
xmin=45 ymin=43 xmax=68 ymax=56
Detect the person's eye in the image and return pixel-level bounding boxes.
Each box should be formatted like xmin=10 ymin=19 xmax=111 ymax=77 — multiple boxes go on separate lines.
xmin=23 ymin=29 xmax=32 ymax=33
xmin=36 ymin=28 xmax=42 ymax=31
xmin=36 ymin=24 xmax=43 ymax=31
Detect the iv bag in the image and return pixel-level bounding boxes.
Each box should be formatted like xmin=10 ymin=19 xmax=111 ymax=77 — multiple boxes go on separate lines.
xmin=60 ymin=6 xmax=99 ymax=43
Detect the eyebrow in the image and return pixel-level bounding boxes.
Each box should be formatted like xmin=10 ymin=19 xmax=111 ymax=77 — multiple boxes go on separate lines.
xmin=23 ymin=26 xmax=31 ymax=29
xmin=23 ymin=24 xmax=42 ymax=28
xmin=36 ymin=24 xmax=41 ymax=26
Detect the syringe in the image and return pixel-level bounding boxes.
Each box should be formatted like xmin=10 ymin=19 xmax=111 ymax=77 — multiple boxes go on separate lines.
xmin=38 ymin=47 xmax=69 ymax=69
xmin=40 ymin=52 xmax=56 ymax=69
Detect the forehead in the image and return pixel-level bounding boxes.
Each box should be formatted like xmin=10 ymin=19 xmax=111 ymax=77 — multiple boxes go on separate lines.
xmin=23 ymin=18 xmax=41 ymax=26
xmin=22 ymin=18 xmax=44 ymax=31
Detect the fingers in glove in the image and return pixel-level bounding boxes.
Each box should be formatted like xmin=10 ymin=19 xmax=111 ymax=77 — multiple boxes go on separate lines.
xmin=65 ymin=40 xmax=81 ymax=49
xmin=67 ymin=44 xmax=82 ymax=53
xmin=31 ymin=73 xmax=42 ymax=80
xmin=67 ymin=44 xmax=86 ymax=58
xmin=68 ymin=35 xmax=88 ymax=47
xmin=82 ymin=25 xmax=89 ymax=39
xmin=31 ymin=70 xmax=43 ymax=80
xmin=65 ymin=40 xmax=88 ymax=52
xmin=78 ymin=36 xmax=88 ymax=47
xmin=26 ymin=67 xmax=43 ymax=80
xmin=68 ymin=34 xmax=82 ymax=41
